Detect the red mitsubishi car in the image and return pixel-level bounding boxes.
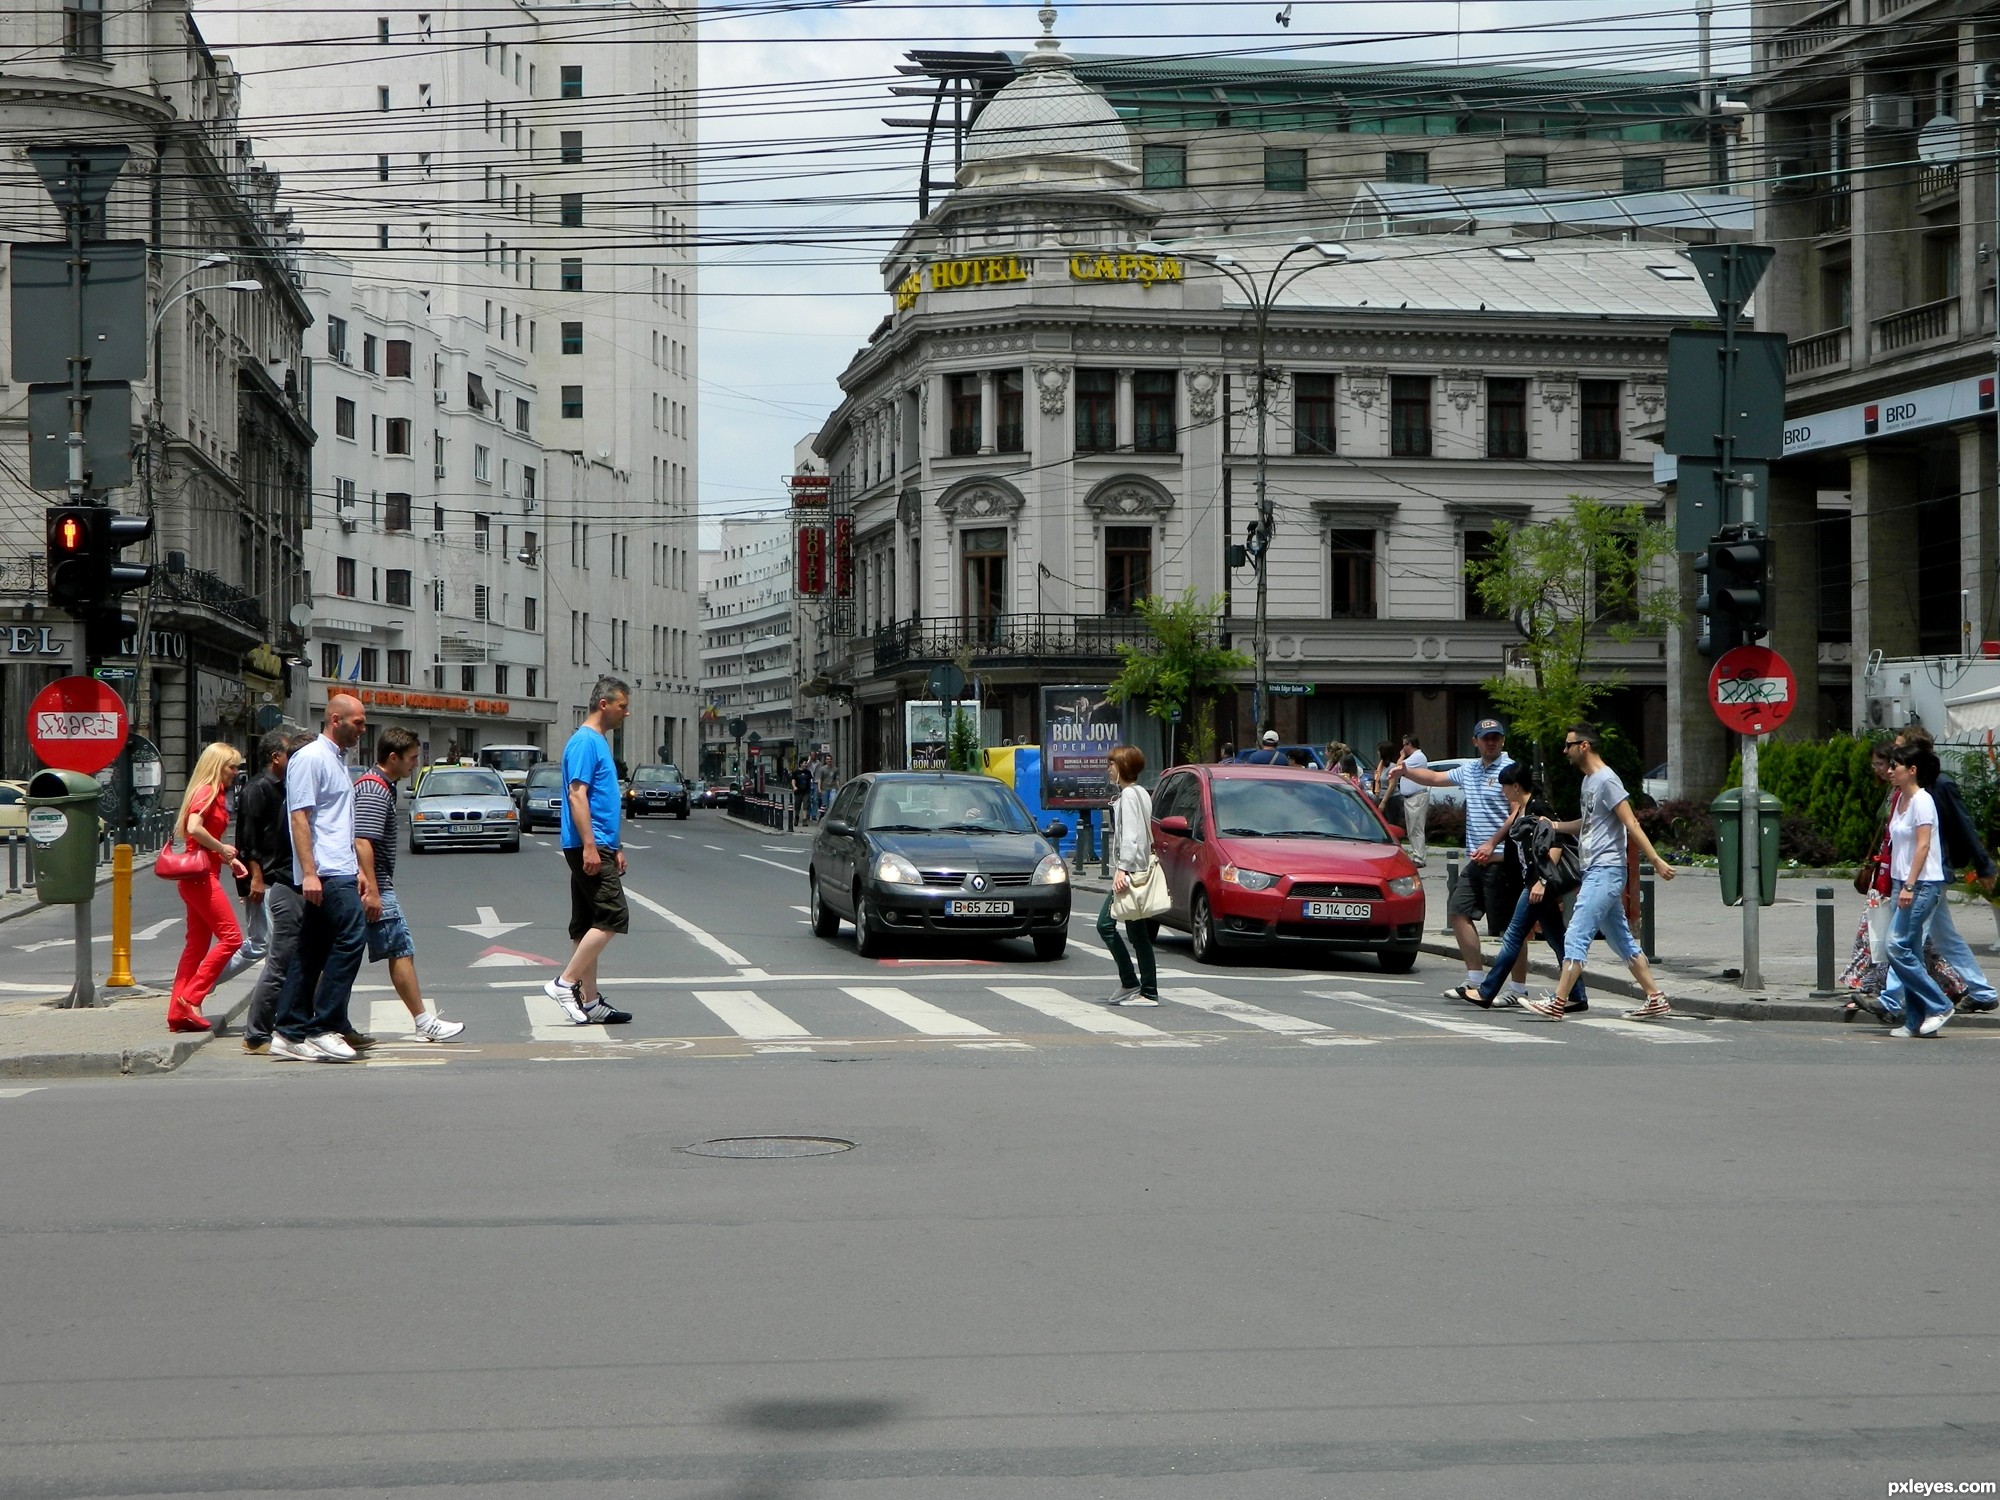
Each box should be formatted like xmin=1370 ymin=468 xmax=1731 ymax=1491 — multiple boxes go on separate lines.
xmin=1148 ymin=763 xmax=1425 ymax=970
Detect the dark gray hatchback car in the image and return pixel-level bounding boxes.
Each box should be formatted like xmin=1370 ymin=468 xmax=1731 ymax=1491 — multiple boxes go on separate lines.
xmin=808 ymin=772 xmax=1072 ymax=960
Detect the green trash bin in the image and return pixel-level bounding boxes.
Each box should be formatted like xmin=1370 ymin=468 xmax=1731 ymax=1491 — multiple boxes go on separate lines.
xmin=1711 ymin=787 xmax=1782 ymax=907
xmin=24 ymin=769 xmax=103 ymax=905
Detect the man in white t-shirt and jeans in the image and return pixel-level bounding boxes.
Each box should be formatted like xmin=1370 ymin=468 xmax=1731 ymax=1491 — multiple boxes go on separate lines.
xmin=1522 ymin=722 xmax=1678 ymax=1021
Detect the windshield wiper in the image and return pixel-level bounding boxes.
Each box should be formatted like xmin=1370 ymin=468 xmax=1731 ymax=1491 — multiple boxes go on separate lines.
xmin=864 ymin=823 xmax=931 ymax=833
xmin=1264 ymin=829 xmax=1343 ymax=838
xmin=1218 ymin=826 xmax=1267 ymax=837
xmin=934 ymin=822 xmax=1007 ymax=833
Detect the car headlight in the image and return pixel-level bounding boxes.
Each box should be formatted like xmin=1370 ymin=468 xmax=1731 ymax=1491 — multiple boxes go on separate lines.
xmin=502 ymin=808 xmax=518 ymax=820
xmin=1221 ymin=865 xmax=1278 ymax=891
xmin=1033 ymin=853 xmax=1068 ymax=885
xmin=1386 ymin=875 xmax=1419 ymax=897
xmin=413 ymin=811 xmax=436 ymax=822
xmin=873 ymin=851 xmax=922 ymax=885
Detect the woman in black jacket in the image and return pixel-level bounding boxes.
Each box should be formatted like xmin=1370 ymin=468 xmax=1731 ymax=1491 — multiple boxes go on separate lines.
xmin=1447 ymin=762 xmax=1589 ymax=1012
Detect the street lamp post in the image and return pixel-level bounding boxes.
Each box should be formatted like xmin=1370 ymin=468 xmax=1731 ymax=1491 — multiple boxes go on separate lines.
xmin=1140 ymin=237 xmax=1346 ymax=737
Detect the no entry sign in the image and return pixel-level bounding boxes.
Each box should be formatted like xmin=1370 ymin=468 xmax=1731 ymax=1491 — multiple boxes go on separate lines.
xmin=1709 ymin=645 xmax=1796 ymax=737
xmin=28 ymin=675 xmax=129 ymax=774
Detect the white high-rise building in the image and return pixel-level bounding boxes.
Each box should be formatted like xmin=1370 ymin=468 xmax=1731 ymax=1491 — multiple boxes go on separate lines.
xmin=201 ymin=0 xmax=700 ymax=767
xmin=699 ymin=519 xmax=794 ymax=787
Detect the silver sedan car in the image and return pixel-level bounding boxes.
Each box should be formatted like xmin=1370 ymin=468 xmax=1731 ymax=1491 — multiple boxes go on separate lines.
xmin=408 ymin=767 xmax=521 ymax=853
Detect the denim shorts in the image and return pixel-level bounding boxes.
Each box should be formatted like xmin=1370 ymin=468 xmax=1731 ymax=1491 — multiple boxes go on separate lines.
xmin=1562 ymin=865 xmax=1640 ymax=964
xmin=365 ymin=888 xmax=417 ymax=963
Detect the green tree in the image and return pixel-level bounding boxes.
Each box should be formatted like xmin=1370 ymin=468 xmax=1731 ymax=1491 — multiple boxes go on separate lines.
xmin=1107 ymin=591 xmax=1253 ymax=761
xmin=1467 ymin=496 xmax=1679 ymax=771
xmin=945 ymin=704 xmax=982 ymax=772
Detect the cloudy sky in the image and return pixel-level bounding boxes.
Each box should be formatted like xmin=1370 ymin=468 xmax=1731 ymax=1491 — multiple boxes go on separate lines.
xmin=691 ymin=0 xmax=1747 ymax=538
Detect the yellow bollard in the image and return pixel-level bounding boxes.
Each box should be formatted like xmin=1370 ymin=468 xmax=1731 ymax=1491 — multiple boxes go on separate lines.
xmin=107 ymin=844 xmax=134 ymax=989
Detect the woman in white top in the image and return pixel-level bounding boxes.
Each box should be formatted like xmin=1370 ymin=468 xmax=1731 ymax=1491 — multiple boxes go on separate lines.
xmin=1096 ymin=744 xmax=1160 ymax=1006
xmin=1884 ymin=745 xmax=1955 ymax=1037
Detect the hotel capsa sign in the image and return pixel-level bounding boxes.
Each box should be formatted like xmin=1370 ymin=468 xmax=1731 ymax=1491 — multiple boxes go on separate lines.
xmin=893 ymin=250 xmax=1185 ymax=310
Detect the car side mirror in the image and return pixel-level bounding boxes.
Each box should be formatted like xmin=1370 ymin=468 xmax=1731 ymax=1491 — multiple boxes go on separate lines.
xmin=1157 ymin=815 xmax=1191 ymax=837
xmin=1387 ymin=824 xmax=1405 ymax=841
xmin=823 ymin=816 xmax=852 ymax=836
xmin=1042 ymin=820 xmax=1067 ymax=841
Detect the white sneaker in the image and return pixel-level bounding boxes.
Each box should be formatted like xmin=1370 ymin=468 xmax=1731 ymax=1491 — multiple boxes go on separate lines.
xmin=543 ymin=977 xmax=588 ymax=1025
xmin=269 ymin=1035 xmax=314 ymax=1061
xmin=1917 ymin=1012 xmax=1949 ymax=1037
xmin=307 ymin=1032 xmax=358 ymax=1062
xmin=1889 ymin=1025 xmax=1915 ymax=1038
xmin=415 ymin=1011 xmax=467 ymax=1042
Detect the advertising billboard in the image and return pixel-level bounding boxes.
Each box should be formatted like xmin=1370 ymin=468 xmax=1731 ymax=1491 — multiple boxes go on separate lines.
xmin=1040 ymin=685 xmax=1120 ymax=807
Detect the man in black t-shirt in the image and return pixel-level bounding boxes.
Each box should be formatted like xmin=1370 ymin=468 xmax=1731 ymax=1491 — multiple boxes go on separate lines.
xmin=238 ymin=730 xmax=310 ymax=1053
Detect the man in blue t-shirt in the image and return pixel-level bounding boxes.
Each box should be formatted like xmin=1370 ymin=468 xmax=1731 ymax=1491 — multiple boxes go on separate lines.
xmin=546 ymin=675 xmax=635 ymax=1025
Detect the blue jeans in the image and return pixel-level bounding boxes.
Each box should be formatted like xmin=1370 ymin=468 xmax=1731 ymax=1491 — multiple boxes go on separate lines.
xmin=1479 ymin=889 xmax=1586 ymax=1006
xmin=1919 ymin=895 xmax=1995 ymax=1008
xmin=1884 ymin=881 xmax=1955 ymax=1028
xmin=1562 ymin=865 xmax=1641 ymax=965
xmin=275 ymin=876 xmax=366 ymax=1042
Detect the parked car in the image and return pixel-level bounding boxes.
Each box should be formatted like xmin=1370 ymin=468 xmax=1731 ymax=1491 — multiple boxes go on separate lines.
xmin=1149 ymin=762 xmax=1424 ymax=971
xmin=0 ymin=779 xmax=27 ymax=834
xmin=1409 ymin=756 xmax=1472 ymax=813
xmin=808 ymin=771 xmax=1072 ymax=960
xmin=1230 ymin=745 xmax=1326 ymax=769
xmin=1642 ymin=764 xmax=1670 ymax=802
xmin=408 ymin=767 xmax=521 ymax=853
xmin=519 ymin=761 xmax=563 ymax=832
xmin=629 ymin=764 xmax=690 ymax=819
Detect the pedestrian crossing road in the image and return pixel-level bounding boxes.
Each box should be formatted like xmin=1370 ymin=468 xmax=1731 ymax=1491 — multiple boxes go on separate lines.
xmin=240 ymin=974 xmax=1750 ymax=1068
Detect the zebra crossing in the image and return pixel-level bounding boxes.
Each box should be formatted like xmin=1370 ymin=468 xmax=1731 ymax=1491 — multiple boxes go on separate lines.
xmin=339 ymin=979 xmax=1730 ymax=1060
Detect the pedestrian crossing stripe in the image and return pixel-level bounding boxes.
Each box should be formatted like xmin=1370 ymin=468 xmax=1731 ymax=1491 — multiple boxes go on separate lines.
xmin=841 ymin=986 xmax=996 ymax=1037
xmin=692 ymin=989 xmax=812 ymax=1039
xmin=1313 ymin=993 xmax=1563 ymax=1044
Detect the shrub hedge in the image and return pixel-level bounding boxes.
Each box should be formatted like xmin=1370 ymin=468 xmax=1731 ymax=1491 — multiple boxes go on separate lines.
xmin=1722 ymin=735 xmax=1885 ymax=864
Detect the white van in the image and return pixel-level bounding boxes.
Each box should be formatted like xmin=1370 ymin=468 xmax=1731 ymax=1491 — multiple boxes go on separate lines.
xmin=478 ymin=743 xmax=542 ymax=791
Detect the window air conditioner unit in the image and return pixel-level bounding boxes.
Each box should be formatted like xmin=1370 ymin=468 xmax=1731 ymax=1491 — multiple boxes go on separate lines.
xmin=1977 ymin=62 xmax=2000 ymax=111
xmin=1866 ymin=694 xmax=1910 ymax=729
xmin=1862 ymin=94 xmax=1915 ymax=132
xmin=434 ymin=389 xmax=448 ymax=405
xmin=333 ymin=349 xmax=351 ymax=366
xmin=338 ymin=516 xmax=358 ymax=533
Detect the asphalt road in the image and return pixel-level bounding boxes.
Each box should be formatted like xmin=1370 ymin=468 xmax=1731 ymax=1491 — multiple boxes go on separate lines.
xmin=0 ymin=810 xmax=1995 ymax=1498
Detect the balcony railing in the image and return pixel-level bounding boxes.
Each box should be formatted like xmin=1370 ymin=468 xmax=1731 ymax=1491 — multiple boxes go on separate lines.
xmin=1873 ymin=296 xmax=1958 ymax=354
xmin=1767 ymin=0 xmax=1848 ymax=64
xmin=1917 ymin=162 xmax=1958 ymax=202
xmin=873 ymin=612 xmax=1175 ymax=672
xmin=1815 ymin=183 xmax=1851 ymax=235
xmin=157 ymin=567 xmax=268 ymax=632
xmin=1788 ymin=326 xmax=1851 ymax=376
xmin=0 ymin=555 xmax=46 ymax=597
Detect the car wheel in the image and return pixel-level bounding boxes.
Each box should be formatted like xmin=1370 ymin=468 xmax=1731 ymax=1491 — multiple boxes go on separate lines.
xmin=502 ymin=838 xmax=521 ymax=854
xmin=1032 ymin=931 xmax=1068 ymax=961
xmin=677 ymin=809 xmax=689 ymax=820
xmin=1190 ymin=891 xmax=1226 ymax=965
xmin=853 ymin=889 xmax=888 ymax=958
xmin=408 ymin=835 xmax=425 ymax=854
xmin=1378 ymin=948 xmax=1418 ymax=974
xmin=809 ymin=874 xmax=840 ymax=938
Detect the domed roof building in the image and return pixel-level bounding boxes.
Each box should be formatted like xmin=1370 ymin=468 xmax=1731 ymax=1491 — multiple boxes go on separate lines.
xmin=957 ymin=9 xmax=1138 ymax=192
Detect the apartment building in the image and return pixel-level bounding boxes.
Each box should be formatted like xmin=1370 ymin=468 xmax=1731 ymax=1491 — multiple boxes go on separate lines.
xmin=0 ymin=0 xmax=312 ymax=778
xmin=699 ymin=519 xmax=794 ymax=784
xmin=202 ymin=0 xmax=701 ymax=767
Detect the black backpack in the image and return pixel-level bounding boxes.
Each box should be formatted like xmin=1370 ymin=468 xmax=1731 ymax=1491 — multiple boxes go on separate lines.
xmin=1531 ymin=821 xmax=1583 ymax=899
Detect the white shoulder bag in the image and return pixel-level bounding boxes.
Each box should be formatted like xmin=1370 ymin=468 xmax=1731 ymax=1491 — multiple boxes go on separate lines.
xmin=1109 ymin=787 xmax=1170 ymax=921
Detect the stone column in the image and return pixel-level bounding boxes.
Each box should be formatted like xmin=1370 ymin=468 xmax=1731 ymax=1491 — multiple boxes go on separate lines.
xmin=1850 ymin=445 xmax=1923 ymax=711
xmin=1766 ymin=466 xmax=1820 ymax=741
xmin=1116 ymin=368 xmax=1135 ymax=451
xmin=978 ymin=373 xmax=996 ymax=455
xmin=1959 ymin=421 xmax=1997 ymax=653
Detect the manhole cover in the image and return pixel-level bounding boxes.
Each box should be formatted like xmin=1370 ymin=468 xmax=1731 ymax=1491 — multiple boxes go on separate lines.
xmin=679 ymin=1136 xmax=856 ymax=1160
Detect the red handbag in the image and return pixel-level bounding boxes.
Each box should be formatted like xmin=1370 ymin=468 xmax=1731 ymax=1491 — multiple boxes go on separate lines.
xmin=154 ymin=840 xmax=209 ymax=879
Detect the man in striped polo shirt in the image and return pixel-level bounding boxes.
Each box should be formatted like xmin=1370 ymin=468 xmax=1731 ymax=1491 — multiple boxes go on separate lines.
xmin=1396 ymin=718 xmax=1530 ymax=1003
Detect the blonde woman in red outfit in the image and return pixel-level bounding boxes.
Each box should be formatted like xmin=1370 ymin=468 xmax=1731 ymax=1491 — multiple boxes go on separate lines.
xmin=167 ymin=743 xmax=249 ymax=1033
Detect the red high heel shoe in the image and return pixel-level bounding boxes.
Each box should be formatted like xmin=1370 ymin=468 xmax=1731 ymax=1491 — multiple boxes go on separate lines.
xmin=166 ymin=997 xmax=212 ymax=1033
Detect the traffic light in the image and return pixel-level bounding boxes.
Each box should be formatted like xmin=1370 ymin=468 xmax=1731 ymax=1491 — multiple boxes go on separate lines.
xmin=42 ymin=505 xmax=153 ymax=614
xmin=46 ymin=506 xmax=94 ymax=609
xmin=1708 ymin=528 xmax=1770 ymax=642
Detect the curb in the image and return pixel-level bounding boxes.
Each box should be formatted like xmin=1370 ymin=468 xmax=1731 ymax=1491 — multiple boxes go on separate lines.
xmin=0 ymin=970 xmax=256 ymax=1080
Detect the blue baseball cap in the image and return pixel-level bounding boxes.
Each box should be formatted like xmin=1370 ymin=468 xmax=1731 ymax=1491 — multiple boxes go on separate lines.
xmin=1472 ymin=718 xmax=1506 ymax=740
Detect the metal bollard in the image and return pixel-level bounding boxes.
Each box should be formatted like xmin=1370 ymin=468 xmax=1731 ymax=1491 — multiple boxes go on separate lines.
xmin=1444 ymin=849 xmax=1460 ymax=932
xmin=7 ymin=832 xmax=17 ymax=893
xmin=108 ymin=844 xmax=135 ymax=988
xmin=1813 ymin=885 xmax=1837 ymax=995
xmin=1640 ymin=866 xmax=1657 ymax=959
xmin=1098 ymin=810 xmax=1110 ymax=881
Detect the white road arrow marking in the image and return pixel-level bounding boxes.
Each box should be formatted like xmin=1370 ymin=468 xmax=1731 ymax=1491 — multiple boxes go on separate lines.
xmin=16 ymin=917 xmax=176 ymax=953
xmin=451 ymin=906 xmax=530 ymax=939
